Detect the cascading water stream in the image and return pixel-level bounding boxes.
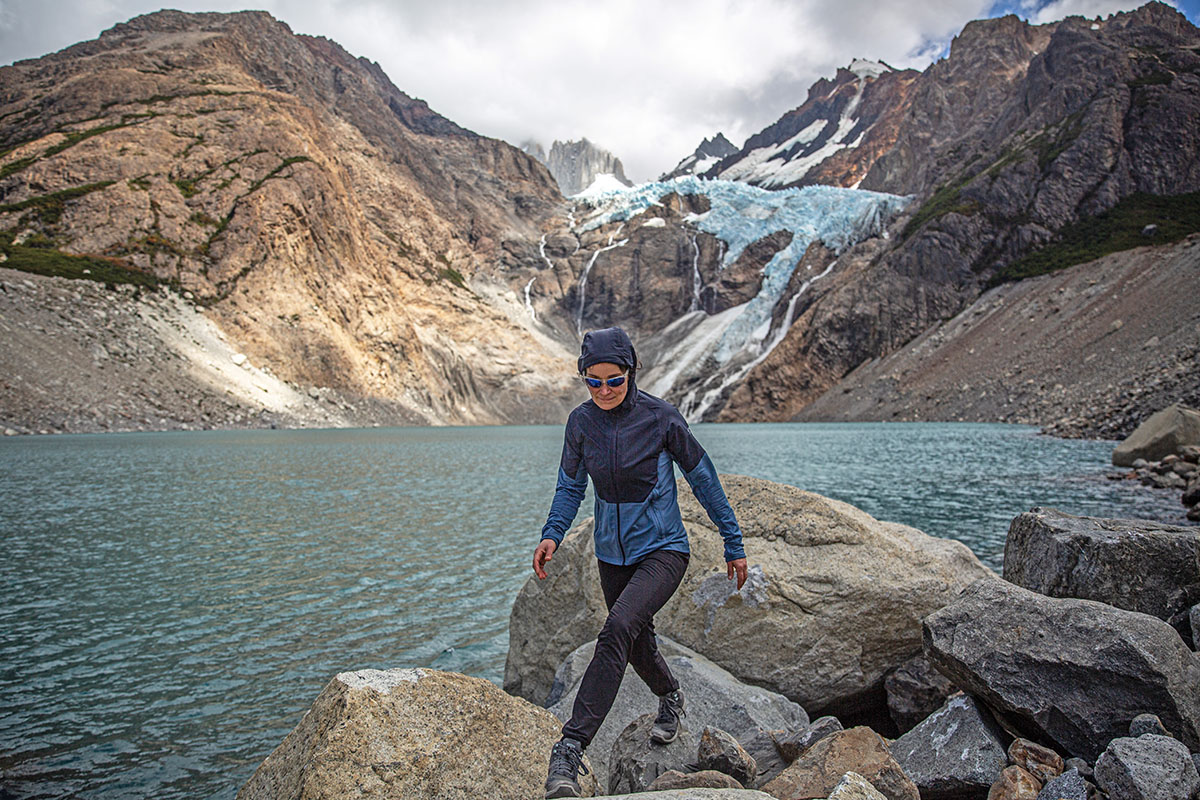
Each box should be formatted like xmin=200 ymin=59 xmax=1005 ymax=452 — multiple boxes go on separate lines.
xmin=689 ymin=235 xmax=702 ymax=312
xmin=523 ymin=278 xmax=537 ymax=322
xmin=576 ymin=234 xmax=629 ymax=337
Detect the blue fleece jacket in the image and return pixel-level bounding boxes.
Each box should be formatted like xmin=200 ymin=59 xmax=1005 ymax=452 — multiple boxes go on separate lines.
xmin=540 ymin=338 xmax=745 ymax=565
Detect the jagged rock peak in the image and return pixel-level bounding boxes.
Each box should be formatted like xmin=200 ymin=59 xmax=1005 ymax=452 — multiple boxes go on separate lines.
xmin=659 ymin=132 xmax=740 ymax=181
xmin=546 ymin=137 xmax=633 ymax=196
xmin=709 ymin=58 xmax=919 ymax=190
xmin=519 ymin=139 xmax=547 ymax=164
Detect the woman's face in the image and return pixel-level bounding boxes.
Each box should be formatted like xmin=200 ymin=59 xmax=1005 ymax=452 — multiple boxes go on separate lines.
xmin=584 ymin=361 xmax=629 ymax=411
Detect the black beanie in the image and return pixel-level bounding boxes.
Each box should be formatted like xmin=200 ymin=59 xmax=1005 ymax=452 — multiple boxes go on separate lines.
xmin=578 ymin=327 xmax=637 ymax=374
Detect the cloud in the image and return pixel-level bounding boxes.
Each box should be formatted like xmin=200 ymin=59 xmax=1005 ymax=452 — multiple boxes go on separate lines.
xmin=1 ymin=0 xmax=1194 ymax=180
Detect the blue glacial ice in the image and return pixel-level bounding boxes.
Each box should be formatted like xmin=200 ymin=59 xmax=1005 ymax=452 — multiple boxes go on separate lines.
xmin=577 ymin=176 xmax=910 ymax=364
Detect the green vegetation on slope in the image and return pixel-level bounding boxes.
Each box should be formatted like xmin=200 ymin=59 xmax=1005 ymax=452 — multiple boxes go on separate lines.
xmin=990 ymin=191 xmax=1200 ymax=285
xmin=0 ymin=230 xmax=160 ymax=288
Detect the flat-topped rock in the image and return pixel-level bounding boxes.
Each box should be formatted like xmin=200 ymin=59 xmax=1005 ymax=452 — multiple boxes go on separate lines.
xmin=236 ymin=668 xmax=597 ymax=800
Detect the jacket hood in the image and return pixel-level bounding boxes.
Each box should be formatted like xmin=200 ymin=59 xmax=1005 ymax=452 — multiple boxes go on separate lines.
xmin=578 ymin=327 xmax=637 ymax=373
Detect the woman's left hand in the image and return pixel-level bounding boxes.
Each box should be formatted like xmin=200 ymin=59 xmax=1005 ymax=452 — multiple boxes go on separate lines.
xmin=727 ymin=558 xmax=747 ymax=590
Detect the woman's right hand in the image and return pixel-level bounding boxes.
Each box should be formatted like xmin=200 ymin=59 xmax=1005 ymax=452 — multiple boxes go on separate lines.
xmin=533 ymin=539 xmax=557 ymax=580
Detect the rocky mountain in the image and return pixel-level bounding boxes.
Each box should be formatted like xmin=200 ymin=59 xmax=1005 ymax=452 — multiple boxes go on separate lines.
xmin=720 ymin=3 xmax=1200 ymax=423
xmin=544 ymin=138 xmax=633 ymax=196
xmin=659 ymin=132 xmax=738 ymax=181
xmin=525 ymin=3 xmax=1200 ymax=430
xmin=1 ymin=4 xmax=1198 ymax=437
xmin=0 ymin=10 xmax=578 ymax=429
xmin=707 ymin=60 xmax=919 ymax=190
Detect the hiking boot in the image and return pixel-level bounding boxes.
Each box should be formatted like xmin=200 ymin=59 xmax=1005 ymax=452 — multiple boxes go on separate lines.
xmin=544 ymin=736 xmax=588 ymax=798
xmin=651 ymin=688 xmax=685 ymax=744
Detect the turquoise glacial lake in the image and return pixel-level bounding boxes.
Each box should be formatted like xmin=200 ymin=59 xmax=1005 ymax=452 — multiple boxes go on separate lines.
xmin=0 ymin=423 xmax=1189 ymax=799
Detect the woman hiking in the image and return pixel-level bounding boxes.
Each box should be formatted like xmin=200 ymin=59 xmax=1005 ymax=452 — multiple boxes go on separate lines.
xmin=533 ymin=326 xmax=748 ymax=799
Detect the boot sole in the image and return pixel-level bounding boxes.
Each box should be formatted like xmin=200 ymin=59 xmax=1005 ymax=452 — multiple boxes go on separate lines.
xmin=545 ymin=779 xmax=581 ymax=798
xmin=650 ymin=728 xmax=678 ymax=744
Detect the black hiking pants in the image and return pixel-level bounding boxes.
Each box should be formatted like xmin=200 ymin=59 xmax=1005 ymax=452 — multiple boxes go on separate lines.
xmin=561 ymin=548 xmax=689 ymax=748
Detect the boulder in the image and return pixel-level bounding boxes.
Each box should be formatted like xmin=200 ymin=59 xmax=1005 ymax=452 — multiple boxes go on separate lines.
xmin=1184 ymin=477 xmax=1200 ymax=508
xmin=1002 ymin=507 xmax=1200 ymax=643
xmin=884 ymin=654 xmax=957 ymax=733
xmin=599 ymin=791 xmax=775 ymax=800
xmin=922 ymin=578 xmax=1200 ymax=762
xmin=987 ymin=766 xmax=1041 ymax=800
xmin=889 ymin=694 xmax=1009 ymax=799
xmin=647 ymin=769 xmax=744 ymax=790
xmin=698 ymin=727 xmax=757 ymax=787
xmin=547 ymin=637 xmax=807 ymax=790
xmin=507 ymin=476 xmax=994 ymax=723
xmin=1192 ymin=603 xmax=1200 ymax=649
xmin=608 ymin=713 xmax=697 ymax=795
xmin=774 ymin=716 xmax=845 ymax=764
xmin=761 ymin=726 xmax=919 ymax=800
xmin=1093 ymin=734 xmax=1200 ymax=800
xmin=828 ymin=772 xmax=889 ymax=800
xmin=1130 ymin=713 xmax=1170 ymax=738
xmin=1113 ymin=404 xmax=1200 ymax=467
xmin=1035 ymin=768 xmax=1087 ymax=800
xmin=1007 ymin=738 xmax=1063 ymax=784
xmin=1063 ymin=757 xmax=1092 ymax=781
xmin=236 ymin=668 xmax=597 ymax=800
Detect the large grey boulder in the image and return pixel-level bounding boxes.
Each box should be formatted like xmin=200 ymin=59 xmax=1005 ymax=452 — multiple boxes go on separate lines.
xmin=923 ymin=578 xmax=1200 ymax=762
xmin=889 ymin=693 xmax=1009 ymax=799
xmin=1093 ymin=734 xmax=1200 ymax=800
xmin=236 ymin=668 xmax=597 ymax=800
xmin=609 ymin=713 xmax=698 ymax=795
xmin=1003 ymin=507 xmax=1200 ymax=643
xmin=508 ymin=475 xmax=994 ymax=721
xmin=1113 ymin=404 xmax=1200 ymax=466
xmin=547 ymin=637 xmax=807 ymax=791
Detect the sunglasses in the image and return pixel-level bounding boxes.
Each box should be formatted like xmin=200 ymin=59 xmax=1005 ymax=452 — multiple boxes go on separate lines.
xmin=582 ymin=372 xmax=628 ymax=389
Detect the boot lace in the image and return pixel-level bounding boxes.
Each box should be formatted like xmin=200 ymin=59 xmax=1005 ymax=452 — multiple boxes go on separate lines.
xmin=655 ymin=690 xmax=684 ymax=725
xmin=549 ymin=740 xmax=589 ymax=779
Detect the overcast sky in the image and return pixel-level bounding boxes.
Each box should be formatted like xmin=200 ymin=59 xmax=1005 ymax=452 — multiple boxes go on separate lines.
xmin=2 ymin=0 xmax=1197 ymax=180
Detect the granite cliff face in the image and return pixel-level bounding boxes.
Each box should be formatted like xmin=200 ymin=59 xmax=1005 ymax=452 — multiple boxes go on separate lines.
xmin=0 ymin=10 xmax=577 ymax=428
xmin=544 ymin=138 xmax=633 ymax=196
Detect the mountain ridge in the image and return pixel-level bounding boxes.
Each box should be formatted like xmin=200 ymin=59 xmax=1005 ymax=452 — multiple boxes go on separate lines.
xmin=1 ymin=4 xmax=1198 ymax=437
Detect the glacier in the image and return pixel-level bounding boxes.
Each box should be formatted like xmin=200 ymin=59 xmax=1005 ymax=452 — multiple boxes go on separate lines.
xmin=574 ymin=176 xmax=909 ymax=420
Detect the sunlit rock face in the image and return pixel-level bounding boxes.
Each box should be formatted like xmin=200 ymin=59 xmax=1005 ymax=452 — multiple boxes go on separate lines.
xmin=0 ymin=9 xmax=577 ymax=426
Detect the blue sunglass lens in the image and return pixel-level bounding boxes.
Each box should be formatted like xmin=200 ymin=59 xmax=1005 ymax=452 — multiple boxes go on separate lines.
xmin=584 ymin=375 xmax=627 ymax=388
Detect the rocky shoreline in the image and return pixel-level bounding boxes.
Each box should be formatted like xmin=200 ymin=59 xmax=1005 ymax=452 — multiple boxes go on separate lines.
xmin=238 ymin=475 xmax=1200 ymax=800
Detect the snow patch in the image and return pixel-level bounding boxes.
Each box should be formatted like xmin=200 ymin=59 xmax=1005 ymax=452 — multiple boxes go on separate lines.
xmin=573 ymin=172 xmax=632 ymax=198
xmin=849 ymin=58 xmax=890 ymax=79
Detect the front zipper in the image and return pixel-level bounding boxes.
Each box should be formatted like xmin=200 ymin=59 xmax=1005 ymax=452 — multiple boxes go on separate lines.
xmin=613 ymin=419 xmax=626 ymax=564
